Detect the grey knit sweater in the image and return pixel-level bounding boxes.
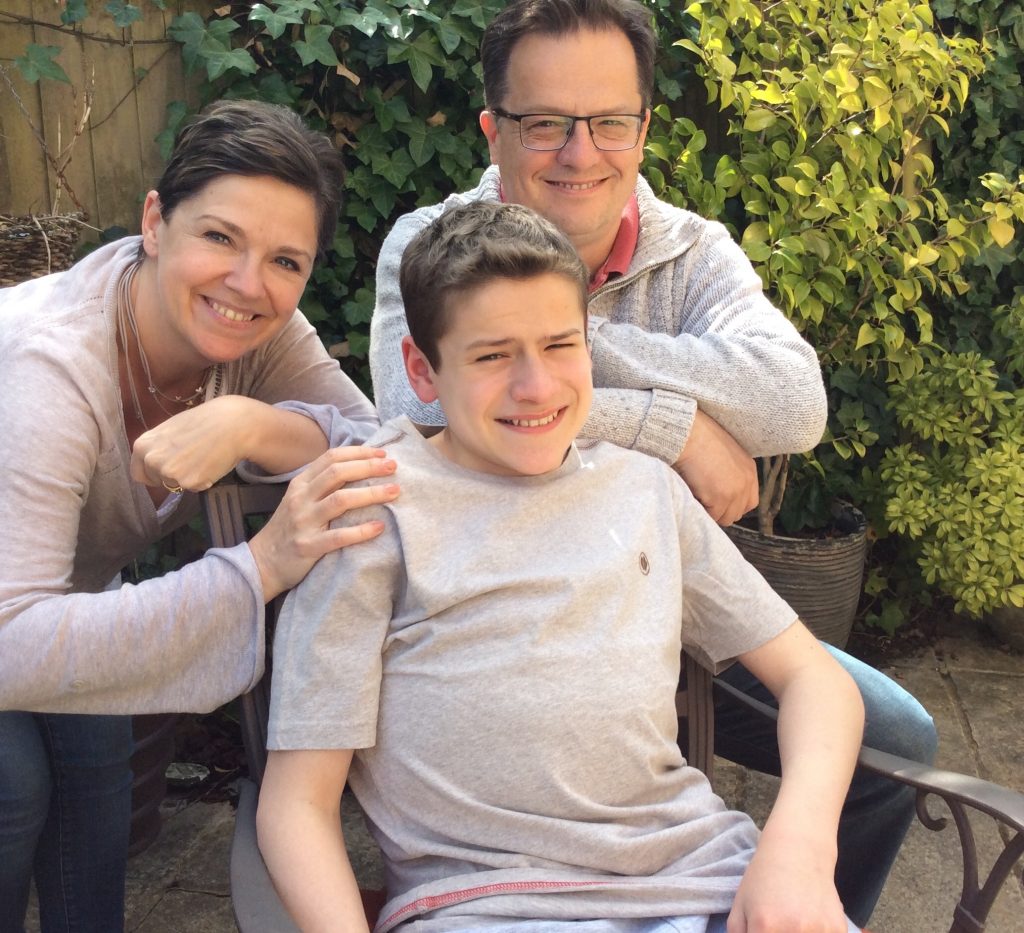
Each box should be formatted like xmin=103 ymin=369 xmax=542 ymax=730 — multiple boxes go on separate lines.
xmin=369 ymin=166 xmax=826 ymax=464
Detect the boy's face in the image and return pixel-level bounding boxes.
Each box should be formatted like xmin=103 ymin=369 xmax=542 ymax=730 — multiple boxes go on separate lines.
xmin=403 ymin=273 xmax=592 ymax=477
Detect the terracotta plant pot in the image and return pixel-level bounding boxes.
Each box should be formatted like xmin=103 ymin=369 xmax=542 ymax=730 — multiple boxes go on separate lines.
xmin=725 ymin=503 xmax=868 ymax=649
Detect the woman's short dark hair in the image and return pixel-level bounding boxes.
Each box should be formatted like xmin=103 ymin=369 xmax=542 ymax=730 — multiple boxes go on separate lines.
xmin=156 ymin=100 xmax=344 ymax=259
xmin=400 ymin=201 xmax=589 ymax=371
xmin=481 ymin=0 xmax=656 ymax=110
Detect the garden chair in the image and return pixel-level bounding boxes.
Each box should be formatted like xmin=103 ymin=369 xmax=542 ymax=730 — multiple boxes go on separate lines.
xmin=201 ymin=479 xmax=1024 ymax=933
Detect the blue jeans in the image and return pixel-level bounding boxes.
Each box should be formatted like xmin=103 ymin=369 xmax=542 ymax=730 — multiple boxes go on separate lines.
xmin=714 ymin=642 xmax=937 ymax=928
xmin=0 ymin=712 xmax=133 ymax=933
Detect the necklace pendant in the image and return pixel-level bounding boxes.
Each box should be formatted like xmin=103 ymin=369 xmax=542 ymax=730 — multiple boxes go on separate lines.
xmin=148 ymin=386 xmax=157 ymax=395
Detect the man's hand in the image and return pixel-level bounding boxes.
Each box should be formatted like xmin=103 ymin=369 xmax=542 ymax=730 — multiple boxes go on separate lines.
xmin=673 ymin=409 xmax=758 ymax=525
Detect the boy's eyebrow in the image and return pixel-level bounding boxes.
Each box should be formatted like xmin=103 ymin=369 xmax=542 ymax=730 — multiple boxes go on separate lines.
xmin=464 ymin=328 xmax=584 ymax=351
xmin=197 ymin=214 xmax=315 ymax=262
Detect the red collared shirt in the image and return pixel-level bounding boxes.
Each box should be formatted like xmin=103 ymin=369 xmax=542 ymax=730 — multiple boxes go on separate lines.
xmin=589 ymin=194 xmax=639 ymax=292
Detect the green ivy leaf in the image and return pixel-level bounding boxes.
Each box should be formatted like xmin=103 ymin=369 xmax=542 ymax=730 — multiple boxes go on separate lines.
xmin=60 ymin=0 xmax=89 ymax=25
xmin=249 ymin=4 xmax=298 ymax=40
xmin=15 ymin=45 xmax=69 ymax=84
xmin=201 ymin=44 xmax=258 ymax=81
xmin=294 ymin=25 xmax=339 ymax=67
xmin=104 ymin=0 xmax=143 ymax=28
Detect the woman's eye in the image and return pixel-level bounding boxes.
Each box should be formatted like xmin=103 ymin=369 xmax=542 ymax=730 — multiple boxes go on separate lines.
xmin=274 ymin=256 xmax=301 ymax=272
xmin=203 ymin=230 xmax=230 ymax=245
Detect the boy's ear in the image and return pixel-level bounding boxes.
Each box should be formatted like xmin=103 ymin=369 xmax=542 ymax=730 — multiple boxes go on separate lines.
xmin=401 ymin=335 xmax=440 ymax=404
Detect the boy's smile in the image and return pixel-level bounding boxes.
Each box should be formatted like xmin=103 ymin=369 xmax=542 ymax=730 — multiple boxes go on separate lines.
xmin=403 ymin=273 xmax=592 ymax=477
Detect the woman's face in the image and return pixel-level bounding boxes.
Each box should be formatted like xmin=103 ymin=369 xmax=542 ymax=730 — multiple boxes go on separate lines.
xmin=139 ymin=174 xmax=319 ymax=366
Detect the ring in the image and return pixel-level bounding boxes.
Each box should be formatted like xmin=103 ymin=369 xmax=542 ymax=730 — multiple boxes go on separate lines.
xmin=162 ymin=480 xmax=184 ymax=494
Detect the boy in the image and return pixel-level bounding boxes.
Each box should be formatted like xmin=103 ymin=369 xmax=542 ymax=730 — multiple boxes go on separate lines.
xmin=258 ymin=202 xmax=864 ymax=933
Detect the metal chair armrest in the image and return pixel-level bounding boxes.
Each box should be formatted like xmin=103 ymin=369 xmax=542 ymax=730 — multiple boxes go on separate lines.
xmin=713 ymin=673 xmax=1024 ymax=933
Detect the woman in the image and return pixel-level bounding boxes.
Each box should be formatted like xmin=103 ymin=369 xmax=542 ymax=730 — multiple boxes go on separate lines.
xmin=0 ymin=100 xmax=396 ymax=932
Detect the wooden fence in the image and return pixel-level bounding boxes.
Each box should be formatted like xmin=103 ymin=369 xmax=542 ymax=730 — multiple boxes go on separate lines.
xmin=0 ymin=0 xmax=216 ymax=235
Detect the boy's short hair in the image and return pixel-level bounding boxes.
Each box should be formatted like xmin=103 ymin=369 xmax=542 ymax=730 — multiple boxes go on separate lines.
xmin=400 ymin=201 xmax=589 ymax=370
xmin=481 ymin=0 xmax=656 ymax=110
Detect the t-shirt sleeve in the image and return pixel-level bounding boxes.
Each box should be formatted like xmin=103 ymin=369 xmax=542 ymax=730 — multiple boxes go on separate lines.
xmin=268 ymin=505 xmax=402 ymax=750
xmin=671 ymin=473 xmax=798 ymax=673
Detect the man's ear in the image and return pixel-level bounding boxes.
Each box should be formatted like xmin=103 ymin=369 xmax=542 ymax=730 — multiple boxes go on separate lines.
xmin=402 ymin=335 xmax=440 ymax=404
xmin=635 ymin=109 xmax=652 ymax=168
xmin=139 ymin=191 xmax=163 ymax=259
xmin=479 ymin=110 xmax=500 ymax=164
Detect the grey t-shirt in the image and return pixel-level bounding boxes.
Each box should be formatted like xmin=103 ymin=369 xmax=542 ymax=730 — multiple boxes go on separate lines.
xmin=269 ymin=418 xmax=798 ymax=930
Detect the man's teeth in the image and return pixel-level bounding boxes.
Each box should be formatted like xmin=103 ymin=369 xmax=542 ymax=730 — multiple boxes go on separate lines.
xmin=553 ymin=180 xmax=600 ymax=190
xmin=507 ymin=412 xmax=558 ymax=428
xmin=211 ymin=301 xmax=255 ymax=322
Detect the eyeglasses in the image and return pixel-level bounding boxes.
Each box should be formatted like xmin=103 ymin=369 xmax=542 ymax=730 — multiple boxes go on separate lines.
xmin=490 ymin=108 xmax=647 ymax=152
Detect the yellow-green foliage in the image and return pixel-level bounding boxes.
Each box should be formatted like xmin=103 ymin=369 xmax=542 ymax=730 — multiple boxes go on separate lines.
xmin=646 ymin=0 xmax=1024 ymax=621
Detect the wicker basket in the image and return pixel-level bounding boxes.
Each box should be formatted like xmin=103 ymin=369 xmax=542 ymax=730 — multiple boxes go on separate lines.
xmin=0 ymin=213 xmax=84 ymax=287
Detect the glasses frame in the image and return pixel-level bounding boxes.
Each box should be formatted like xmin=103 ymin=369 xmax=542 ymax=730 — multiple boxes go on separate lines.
xmin=490 ymin=107 xmax=648 ymax=152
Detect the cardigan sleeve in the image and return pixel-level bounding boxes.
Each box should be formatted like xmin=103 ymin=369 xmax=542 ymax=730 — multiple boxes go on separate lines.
xmin=0 ymin=338 xmax=267 ymax=714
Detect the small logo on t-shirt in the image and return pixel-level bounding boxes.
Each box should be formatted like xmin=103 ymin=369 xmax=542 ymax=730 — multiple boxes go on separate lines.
xmin=639 ymin=552 xmax=650 ymax=575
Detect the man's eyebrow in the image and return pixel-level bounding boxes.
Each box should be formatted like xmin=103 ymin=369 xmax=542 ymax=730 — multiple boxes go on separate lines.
xmin=196 ymin=214 xmax=315 ymax=262
xmin=517 ymin=105 xmax=640 ymax=115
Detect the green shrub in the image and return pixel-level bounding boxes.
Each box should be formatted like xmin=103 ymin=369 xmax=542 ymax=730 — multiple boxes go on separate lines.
xmin=645 ymin=0 xmax=1024 ymax=624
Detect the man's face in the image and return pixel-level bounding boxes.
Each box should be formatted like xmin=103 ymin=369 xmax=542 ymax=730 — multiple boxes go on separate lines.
xmin=480 ymin=28 xmax=650 ymax=270
xmin=403 ymin=273 xmax=593 ymax=477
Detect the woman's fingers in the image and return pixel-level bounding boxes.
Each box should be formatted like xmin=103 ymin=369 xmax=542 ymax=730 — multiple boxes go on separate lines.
xmin=298 ymin=447 xmax=395 ymax=494
xmin=323 ymin=520 xmax=388 ymax=549
xmin=250 ymin=445 xmax=400 ymax=601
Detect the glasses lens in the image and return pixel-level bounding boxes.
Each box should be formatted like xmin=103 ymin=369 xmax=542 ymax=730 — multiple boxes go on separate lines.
xmin=589 ymin=115 xmax=642 ymax=150
xmin=519 ymin=115 xmax=573 ymax=150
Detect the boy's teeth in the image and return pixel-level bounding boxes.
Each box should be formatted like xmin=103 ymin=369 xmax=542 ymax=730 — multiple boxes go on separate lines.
xmin=508 ymin=412 xmax=557 ymax=428
xmin=211 ymin=301 xmax=255 ymax=322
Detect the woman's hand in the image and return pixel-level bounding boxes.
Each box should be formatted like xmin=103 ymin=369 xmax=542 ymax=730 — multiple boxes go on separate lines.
xmin=131 ymin=397 xmax=266 ymax=492
xmin=248 ymin=446 xmax=399 ymax=601
xmin=130 ymin=396 xmax=335 ymax=493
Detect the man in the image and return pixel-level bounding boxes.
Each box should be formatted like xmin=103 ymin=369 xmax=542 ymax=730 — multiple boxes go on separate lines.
xmin=367 ymin=1 xmax=936 ymax=925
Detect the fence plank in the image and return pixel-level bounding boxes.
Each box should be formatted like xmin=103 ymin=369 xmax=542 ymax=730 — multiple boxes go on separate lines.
xmin=0 ymin=0 xmax=215 ymax=233
xmin=0 ymin=2 xmax=51 ymax=215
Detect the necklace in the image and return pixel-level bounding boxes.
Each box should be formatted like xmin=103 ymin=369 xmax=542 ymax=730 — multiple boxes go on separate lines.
xmin=116 ymin=261 xmax=215 ymax=429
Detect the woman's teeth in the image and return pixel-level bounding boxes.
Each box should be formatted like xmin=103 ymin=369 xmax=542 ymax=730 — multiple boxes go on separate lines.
xmin=211 ymin=300 xmax=255 ymax=322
